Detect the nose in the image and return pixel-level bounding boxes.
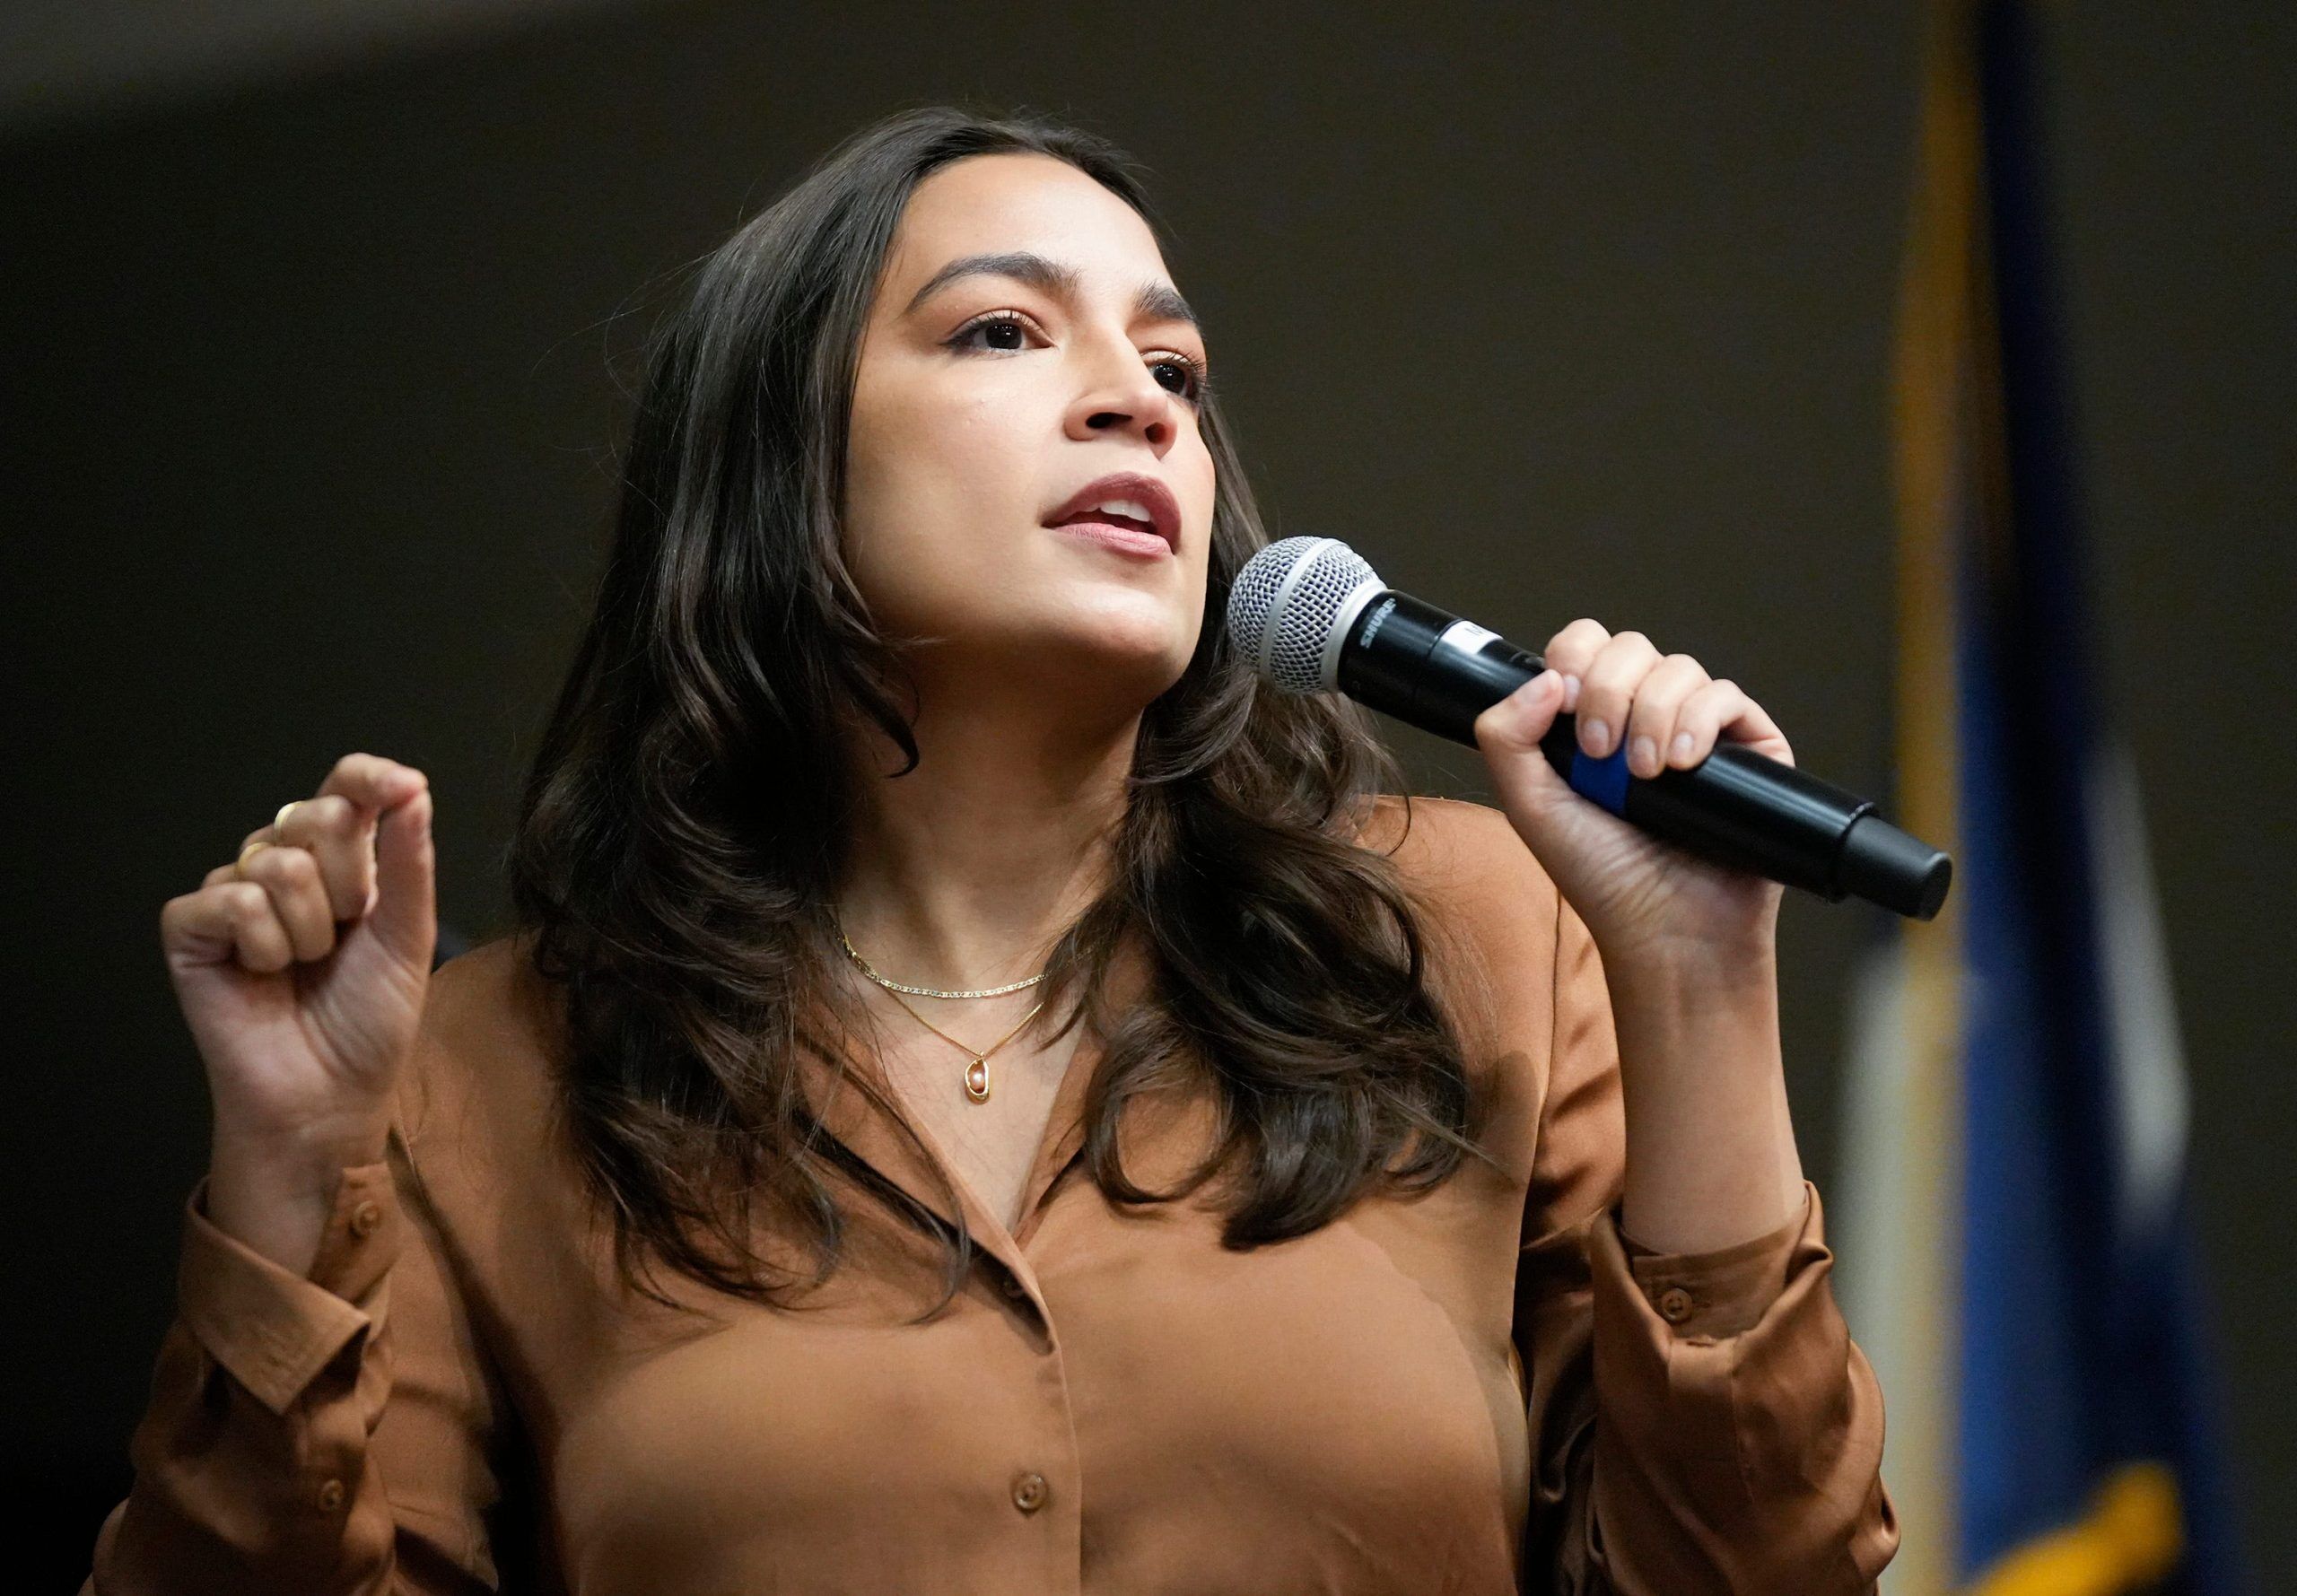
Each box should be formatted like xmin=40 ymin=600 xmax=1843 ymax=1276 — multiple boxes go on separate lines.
xmin=1064 ymin=334 xmax=1179 ymax=455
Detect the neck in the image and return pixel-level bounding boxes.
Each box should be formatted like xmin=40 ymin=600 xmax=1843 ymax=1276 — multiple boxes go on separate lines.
xmin=834 ymin=669 xmax=1141 ymax=991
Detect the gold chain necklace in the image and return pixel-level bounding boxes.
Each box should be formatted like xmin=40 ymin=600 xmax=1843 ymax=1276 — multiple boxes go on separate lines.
xmin=836 ymin=925 xmax=1046 ymax=999
xmin=837 ymin=921 xmax=1048 ymax=1103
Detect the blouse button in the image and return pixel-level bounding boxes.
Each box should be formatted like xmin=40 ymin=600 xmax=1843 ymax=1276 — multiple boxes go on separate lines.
xmin=316 ymin=1477 xmax=347 ymax=1512
xmin=1010 ymin=1470 xmax=1049 ymax=1513
xmin=999 ymin=1273 xmax=1028 ymax=1300
xmin=1656 ymin=1286 xmax=1696 ymax=1323
xmin=348 ymin=1199 xmax=383 ymax=1239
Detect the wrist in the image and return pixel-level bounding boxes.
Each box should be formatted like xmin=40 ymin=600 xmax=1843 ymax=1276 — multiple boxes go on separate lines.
xmin=210 ymin=1112 xmax=391 ymax=1196
xmin=204 ymin=1139 xmax=364 ymax=1277
xmin=1599 ymin=928 xmax=1779 ymax=1010
xmin=206 ymin=1103 xmax=391 ymax=1274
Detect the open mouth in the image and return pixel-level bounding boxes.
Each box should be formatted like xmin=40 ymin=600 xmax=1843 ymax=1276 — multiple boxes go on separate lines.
xmin=1041 ymin=473 xmax=1181 ymax=554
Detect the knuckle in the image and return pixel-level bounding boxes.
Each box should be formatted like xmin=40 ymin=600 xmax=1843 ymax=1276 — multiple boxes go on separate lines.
xmin=330 ymin=752 xmax=377 ymax=788
xmin=1585 ymin=650 xmax=1637 ymax=688
xmin=223 ymin=881 xmax=268 ymax=921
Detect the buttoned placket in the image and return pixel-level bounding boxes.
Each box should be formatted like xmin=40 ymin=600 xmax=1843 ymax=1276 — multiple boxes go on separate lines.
xmin=796 ymin=999 xmax=1108 ymax=1591
xmin=937 ymin=1067 xmax=1088 ymax=1574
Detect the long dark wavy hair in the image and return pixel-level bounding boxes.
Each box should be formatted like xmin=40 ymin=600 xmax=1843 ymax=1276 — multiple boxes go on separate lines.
xmin=507 ymin=104 xmax=1495 ymax=1317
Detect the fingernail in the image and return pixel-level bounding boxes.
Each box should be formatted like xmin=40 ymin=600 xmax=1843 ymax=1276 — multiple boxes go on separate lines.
xmin=1670 ymin=731 xmax=1695 ymax=765
xmin=1561 ymin=675 xmax=1582 ymax=711
xmin=1630 ymin=735 xmax=1656 ymax=775
xmin=1582 ymin=718 xmax=1610 ymax=756
xmin=1502 ymin=676 xmax=1546 ymax=736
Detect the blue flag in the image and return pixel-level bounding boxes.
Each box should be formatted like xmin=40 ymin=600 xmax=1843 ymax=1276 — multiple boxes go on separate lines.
xmin=1837 ymin=5 xmax=2249 ymax=1592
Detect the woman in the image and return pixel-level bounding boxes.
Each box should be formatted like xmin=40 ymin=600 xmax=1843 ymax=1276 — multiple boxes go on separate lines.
xmin=87 ymin=107 xmax=1894 ymax=1593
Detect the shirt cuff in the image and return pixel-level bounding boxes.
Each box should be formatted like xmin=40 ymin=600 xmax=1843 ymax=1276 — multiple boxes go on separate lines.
xmin=1607 ymin=1182 xmax=1816 ymax=1339
xmin=177 ymin=1161 xmax=404 ymax=1417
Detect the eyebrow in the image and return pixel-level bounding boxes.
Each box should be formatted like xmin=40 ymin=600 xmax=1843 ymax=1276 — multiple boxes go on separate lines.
xmin=901 ymin=250 xmax=1199 ymax=328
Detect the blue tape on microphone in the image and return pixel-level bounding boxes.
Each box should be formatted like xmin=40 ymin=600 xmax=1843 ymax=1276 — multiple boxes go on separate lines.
xmin=1568 ymin=743 xmax=1632 ymax=815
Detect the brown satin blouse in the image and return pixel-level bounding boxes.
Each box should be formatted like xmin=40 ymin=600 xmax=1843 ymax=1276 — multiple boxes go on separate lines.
xmin=81 ymin=795 xmax=1897 ymax=1593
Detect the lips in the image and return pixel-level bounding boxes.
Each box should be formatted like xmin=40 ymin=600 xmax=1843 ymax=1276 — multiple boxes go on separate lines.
xmin=1042 ymin=472 xmax=1182 ymax=553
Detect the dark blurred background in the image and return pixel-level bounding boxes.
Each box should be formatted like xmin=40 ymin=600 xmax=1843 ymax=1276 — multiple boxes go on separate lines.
xmin=4 ymin=2 xmax=2289 ymax=1588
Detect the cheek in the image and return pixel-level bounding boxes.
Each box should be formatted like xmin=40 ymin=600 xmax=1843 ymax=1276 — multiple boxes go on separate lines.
xmin=1176 ymin=433 xmax=1218 ymax=557
xmin=843 ymin=382 xmax=1043 ymax=619
xmin=852 ymin=373 xmax=1035 ymax=519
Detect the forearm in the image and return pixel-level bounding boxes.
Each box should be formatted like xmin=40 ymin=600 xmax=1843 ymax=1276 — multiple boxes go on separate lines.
xmin=1604 ymin=939 xmax=1806 ymax=1255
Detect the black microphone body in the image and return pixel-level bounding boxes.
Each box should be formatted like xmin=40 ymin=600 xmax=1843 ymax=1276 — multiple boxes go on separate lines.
xmin=1332 ymin=589 xmax=1952 ymax=920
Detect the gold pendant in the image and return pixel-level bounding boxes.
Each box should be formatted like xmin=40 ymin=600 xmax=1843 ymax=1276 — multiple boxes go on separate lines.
xmin=965 ymin=1057 xmax=991 ymax=1103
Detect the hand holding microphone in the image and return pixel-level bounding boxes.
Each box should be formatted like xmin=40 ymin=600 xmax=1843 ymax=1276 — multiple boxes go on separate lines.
xmin=1470 ymin=622 xmax=1802 ymax=964
xmin=1225 ymin=537 xmax=1952 ymax=955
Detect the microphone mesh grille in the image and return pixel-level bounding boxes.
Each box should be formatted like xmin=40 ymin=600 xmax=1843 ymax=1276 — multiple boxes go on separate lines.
xmin=1225 ymin=536 xmax=1381 ymax=693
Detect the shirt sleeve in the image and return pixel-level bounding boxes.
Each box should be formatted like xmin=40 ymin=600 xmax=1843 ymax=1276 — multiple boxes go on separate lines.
xmin=78 ymin=1131 xmax=513 ymax=1595
xmin=1514 ymin=886 xmax=1900 ymax=1593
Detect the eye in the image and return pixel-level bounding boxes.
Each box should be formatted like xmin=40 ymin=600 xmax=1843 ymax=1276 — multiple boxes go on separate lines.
xmin=1148 ymin=352 xmax=1211 ymax=404
xmin=946 ymin=309 xmax=1045 ymax=354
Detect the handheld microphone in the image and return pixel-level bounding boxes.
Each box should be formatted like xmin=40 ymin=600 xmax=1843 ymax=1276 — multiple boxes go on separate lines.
xmin=1225 ymin=536 xmax=1952 ymax=920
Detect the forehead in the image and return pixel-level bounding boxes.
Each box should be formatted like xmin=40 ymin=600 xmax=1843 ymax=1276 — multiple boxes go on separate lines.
xmin=878 ymin=153 xmax=1171 ymax=306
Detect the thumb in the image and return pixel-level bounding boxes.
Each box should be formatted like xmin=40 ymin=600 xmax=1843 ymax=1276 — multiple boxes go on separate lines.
xmin=1472 ymin=667 xmax=1571 ymax=774
xmin=1472 ymin=669 xmax=1601 ymax=840
xmin=368 ymin=783 xmax=437 ymax=968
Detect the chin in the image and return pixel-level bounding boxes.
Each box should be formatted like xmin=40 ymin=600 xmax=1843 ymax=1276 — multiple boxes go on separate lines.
xmin=1049 ymin=582 xmax=1192 ymax=642
xmin=1043 ymin=615 xmax=1195 ymax=693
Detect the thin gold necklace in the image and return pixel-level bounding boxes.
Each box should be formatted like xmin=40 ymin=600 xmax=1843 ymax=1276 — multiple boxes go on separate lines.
xmin=837 ymin=925 xmax=1046 ymax=999
xmin=837 ymin=921 xmax=1048 ymax=1103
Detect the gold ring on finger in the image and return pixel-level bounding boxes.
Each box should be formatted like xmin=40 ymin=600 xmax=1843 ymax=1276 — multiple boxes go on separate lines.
xmin=236 ymin=836 xmax=273 ymax=876
xmin=274 ymin=799 xmax=301 ymax=841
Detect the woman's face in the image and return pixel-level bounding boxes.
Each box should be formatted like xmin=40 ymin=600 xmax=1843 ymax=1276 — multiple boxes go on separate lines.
xmin=844 ymin=153 xmax=1217 ymax=713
